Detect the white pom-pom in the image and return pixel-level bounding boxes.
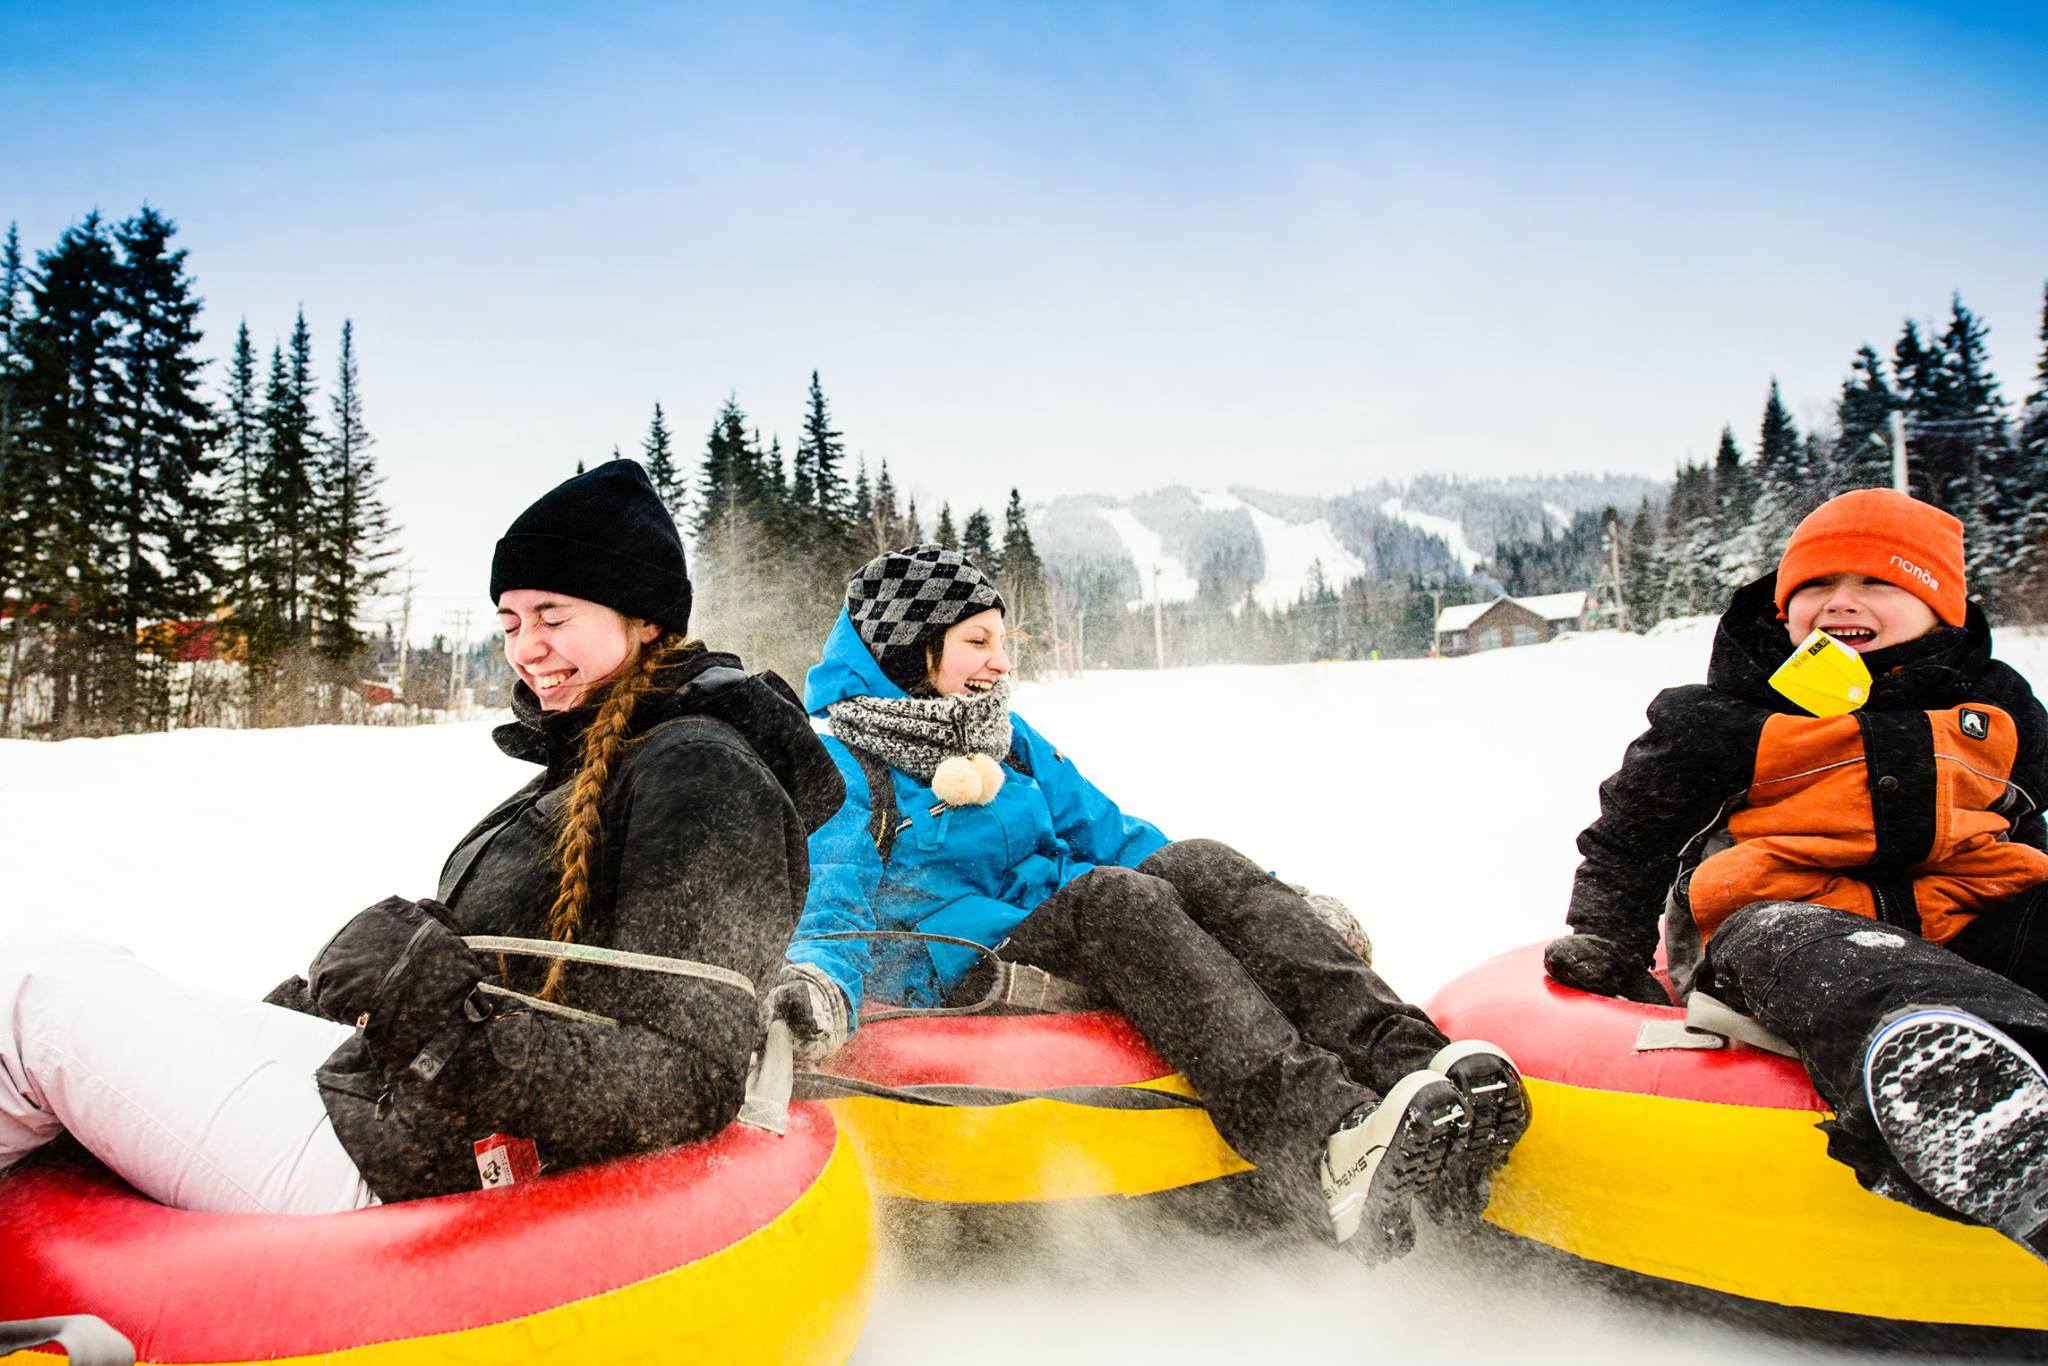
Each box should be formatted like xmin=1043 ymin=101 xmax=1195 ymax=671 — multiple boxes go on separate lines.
xmin=968 ymin=752 xmax=1006 ymax=803
xmin=933 ymin=753 xmax=1006 ymax=806
xmin=932 ymin=755 xmax=983 ymax=807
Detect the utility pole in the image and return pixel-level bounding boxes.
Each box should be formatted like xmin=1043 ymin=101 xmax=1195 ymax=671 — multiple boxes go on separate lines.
xmin=1151 ymin=566 xmax=1166 ymax=671
xmin=1596 ymin=516 xmax=1629 ymax=633
xmin=1891 ymin=410 xmax=1909 ymax=494
xmin=396 ymin=570 xmax=413 ymax=701
xmin=447 ymin=609 xmax=471 ymax=709
xmin=1428 ymin=587 xmax=1444 ymax=657
xmin=1043 ymin=581 xmax=1066 ymax=679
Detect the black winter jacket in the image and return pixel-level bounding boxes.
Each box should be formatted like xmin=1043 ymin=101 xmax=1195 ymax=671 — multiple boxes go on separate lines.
xmin=273 ymin=650 xmax=843 ymax=1202
xmin=1566 ymin=576 xmax=2048 ymax=994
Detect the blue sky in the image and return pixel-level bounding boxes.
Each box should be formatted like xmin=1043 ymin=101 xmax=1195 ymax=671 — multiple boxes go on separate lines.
xmin=4 ymin=1 xmax=2045 ymax=630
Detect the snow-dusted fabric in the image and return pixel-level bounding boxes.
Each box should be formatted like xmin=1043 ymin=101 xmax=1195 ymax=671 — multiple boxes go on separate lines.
xmin=0 ymin=937 xmax=377 ymax=1215
xmin=1707 ymin=897 xmax=2048 ymax=1216
xmin=792 ymin=610 xmax=1168 ymax=1013
xmin=825 ymin=677 xmax=1014 ymax=786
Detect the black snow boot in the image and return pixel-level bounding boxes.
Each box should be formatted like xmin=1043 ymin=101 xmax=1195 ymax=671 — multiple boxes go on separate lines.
xmin=1422 ymin=1040 xmax=1530 ymax=1221
xmin=1318 ymin=1069 xmax=1467 ymax=1262
xmin=1864 ymin=1006 xmax=2048 ymax=1263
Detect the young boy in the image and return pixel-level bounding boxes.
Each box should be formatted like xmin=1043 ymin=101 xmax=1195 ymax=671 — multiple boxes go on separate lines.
xmin=1545 ymin=488 xmax=2048 ymax=1260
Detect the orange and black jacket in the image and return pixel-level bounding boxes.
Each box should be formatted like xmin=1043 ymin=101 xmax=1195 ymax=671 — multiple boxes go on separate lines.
xmin=1566 ymin=575 xmax=2048 ymax=992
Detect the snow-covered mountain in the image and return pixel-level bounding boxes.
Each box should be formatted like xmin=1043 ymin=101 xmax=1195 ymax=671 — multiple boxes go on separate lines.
xmin=1033 ymin=473 xmax=1662 ymax=608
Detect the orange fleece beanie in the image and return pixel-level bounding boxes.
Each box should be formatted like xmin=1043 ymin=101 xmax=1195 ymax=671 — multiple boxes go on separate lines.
xmin=1774 ymin=489 xmax=1966 ymax=626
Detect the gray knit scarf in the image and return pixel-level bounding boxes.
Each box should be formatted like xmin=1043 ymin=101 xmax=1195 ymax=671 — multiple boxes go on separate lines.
xmin=826 ymin=678 xmax=1014 ymax=785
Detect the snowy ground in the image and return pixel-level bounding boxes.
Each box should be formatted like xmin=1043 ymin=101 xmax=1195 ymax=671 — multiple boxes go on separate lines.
xmin=5 ymin=618 xmax=2047 ymax=1361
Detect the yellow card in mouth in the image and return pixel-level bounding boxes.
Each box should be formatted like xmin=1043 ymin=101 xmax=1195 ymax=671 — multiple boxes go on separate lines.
xmin=1769 ymin=628 xmax=1874 ymax=716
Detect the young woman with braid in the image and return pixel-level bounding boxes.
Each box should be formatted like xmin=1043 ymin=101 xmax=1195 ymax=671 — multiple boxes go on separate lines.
xmin=0 ymin=462 xmax=842 ymax=1211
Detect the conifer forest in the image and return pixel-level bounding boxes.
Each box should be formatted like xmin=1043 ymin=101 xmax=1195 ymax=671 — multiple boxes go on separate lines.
xmin=0 ymin=209 xmax=1048 ymax=736
xmin=2 ymin=204 xmax=2045 ymax=736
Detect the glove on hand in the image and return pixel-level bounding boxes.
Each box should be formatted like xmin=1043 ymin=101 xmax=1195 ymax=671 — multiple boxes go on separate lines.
xmin=768 ymin=962 xmax=853 ymax=1064
xmin=1287 ymin=883 xmax=1374 ymax=965
xmin=1542 ymin=933 xmax=1671 ymax=1005
xmin=309 ymin=895 xmax=490 ymax=1082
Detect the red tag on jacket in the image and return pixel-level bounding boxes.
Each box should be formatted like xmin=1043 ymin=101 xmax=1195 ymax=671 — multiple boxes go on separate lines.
xmin=473 ymin=1133 xmax=541 ymax=1189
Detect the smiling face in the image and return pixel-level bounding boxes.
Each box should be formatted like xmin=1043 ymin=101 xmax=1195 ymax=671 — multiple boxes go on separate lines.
xmin=497 ymin=588 xmax=661 ymax=710
xmin=928 ymin=608 xmax=1012 ymax=698
xmin=1783 ymin=573 xmax=1942 ymax=654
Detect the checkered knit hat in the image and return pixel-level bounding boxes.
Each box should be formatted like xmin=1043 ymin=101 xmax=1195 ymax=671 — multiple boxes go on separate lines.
xmin=846 ymin=544 xmax=1006 ymax=693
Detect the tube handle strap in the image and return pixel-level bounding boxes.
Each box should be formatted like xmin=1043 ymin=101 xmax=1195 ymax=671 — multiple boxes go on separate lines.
xmin=1633 ymin=989 xmax=1798 ymax=1058
xmin=792 ymin=1070 xmax=1204 ymax=1112
xmin=464 ymin=935 xmax=756 ymax=998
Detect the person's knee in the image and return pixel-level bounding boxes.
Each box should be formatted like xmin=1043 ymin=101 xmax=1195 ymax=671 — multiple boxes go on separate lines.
xmin=1067 ymin=866 xmax=1181 ymax=942
xmin=8 ymin=938 xmax=141 ymax=1041
xmin=1138 ymin=837 xmax=1257 ymax=886
xmin=1713 ymin=900 xmax=1859 ymax=957
xmin=1709 ymin=900 xmax=1898 ymax=1010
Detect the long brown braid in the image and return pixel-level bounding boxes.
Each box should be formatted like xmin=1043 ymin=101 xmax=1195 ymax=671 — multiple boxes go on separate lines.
xmin=537 ymin=629 xmax=702 ymax=1002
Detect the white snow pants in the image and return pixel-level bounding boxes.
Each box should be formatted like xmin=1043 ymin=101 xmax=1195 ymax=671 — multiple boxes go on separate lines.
xmin=0 ymin=936 xmax=378 ymax=1214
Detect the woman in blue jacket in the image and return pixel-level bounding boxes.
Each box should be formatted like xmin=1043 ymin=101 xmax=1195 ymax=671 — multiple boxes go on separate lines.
xmin=775 ymin=544 xmax=1528 ymax=1256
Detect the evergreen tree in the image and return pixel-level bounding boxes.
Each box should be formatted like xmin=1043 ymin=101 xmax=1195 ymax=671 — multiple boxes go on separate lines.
xmin=218 ymin=321 xmax=262 ymax=625
xmin=315 ymin=320 xmax=396 ymax=662
xmin=1711 ymin=425 xmax=1748 ymax=534
xmin=253 ymin=314 xmax=322 ymax=656
xmin=1894 ymin=318 xmax=1957 ymax=509
xmin=1937 ymin=296 xmax=2013 ymax=577
xmin=799 ymin=371 xmax=847 ymax=527
xmin=1298 ymin=559 xmax=1340 ymax=658
xmin=1752 ymin=379 xmax=1805 ymax=556
xmin=105 ymin=206 xmax=220 ymax=724
xmin=0 ymin=222 xmax=26 ymax=602
xmin=789 ymin=434 xmax=816 ymax=514
xmin=763 ymin=435 xmax=787 ymax=525
xmin=641 ymin=402 xmax=684 ymax=520
xmin=935 ymin=501 xmax=957 ymax=547
xmin=10 ymin=214 xmax=123 ymax=732
xmin=2006 ymin=283 xmax=2048 ymax=620
xmin=903 ymin=493 xmax=922 ymax=545
xmin=873 ymin=460 xmax=902 ymax=550
xmin=999 ymin=487 xmax=1044 ymax=637
xmin=1710 ymin=426 xmax=1764 ymax=587
xmin=1834 ymin=344 xmax=1898 ymax=493
xmin=694 ymin=395 xmax=753 ymax=543
xmin=740 ymin=425 xmax=775 ymax=527
xmin=1620 ymin=496 xmax=1661 ymax=631
xmin=851 ymin=457 xmax=873 ymax=545
xmin=962 ymin=507 xmax=997 ymax=573
xmin=1662 ymin=460 xmax=1721 ymax=619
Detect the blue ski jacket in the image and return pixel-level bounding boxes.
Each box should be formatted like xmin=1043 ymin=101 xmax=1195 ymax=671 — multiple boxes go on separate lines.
xmin=788 ymin=609 xmax=1169 ymax=1015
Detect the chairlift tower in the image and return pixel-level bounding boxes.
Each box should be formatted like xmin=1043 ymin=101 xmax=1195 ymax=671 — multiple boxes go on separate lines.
xmin=1594 ymin=514 xmax=1630 ymax=633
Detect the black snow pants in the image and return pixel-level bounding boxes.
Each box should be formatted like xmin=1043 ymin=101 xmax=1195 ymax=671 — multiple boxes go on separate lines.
xmin=1705 ymin=893 xmax=2048 ymax=1211
xmin=962 ymin=838 xmax=1450 ymax=1185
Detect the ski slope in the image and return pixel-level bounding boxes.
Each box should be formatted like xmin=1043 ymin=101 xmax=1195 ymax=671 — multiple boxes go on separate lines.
xmin=1380 ymin=495 xmax=1488 ymax=573
xmin=7 ymin=620 xmax=2047 ymax=1361
xmin=1094 ymin=505 xmax=1201 ymax=608
xmin=1198 ymin=489 xmax=1367 ymax=610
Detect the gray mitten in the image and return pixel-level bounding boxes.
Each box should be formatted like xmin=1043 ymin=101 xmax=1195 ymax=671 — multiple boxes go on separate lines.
xmin=769 ymin=962 xmax=854 ymax=1063
xmin=1290 ymin=884 xmax=1374 ymax=965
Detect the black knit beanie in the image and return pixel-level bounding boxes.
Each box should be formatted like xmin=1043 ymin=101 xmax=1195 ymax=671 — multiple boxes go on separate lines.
xmin=490 ymin=461 xmax=691 ymax=632
xmin=845 ymin=544 xmax=1006 ymax=693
